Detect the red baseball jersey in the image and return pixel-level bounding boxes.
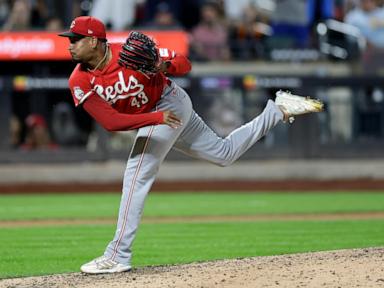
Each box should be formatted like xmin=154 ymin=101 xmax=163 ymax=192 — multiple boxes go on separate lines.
xmin=68 ymin=43 xmax=191 ymax=131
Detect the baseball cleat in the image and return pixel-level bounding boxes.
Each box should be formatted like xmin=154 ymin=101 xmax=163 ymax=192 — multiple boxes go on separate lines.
xmin=80 ymin=255 xmax=131 ymax=274
xmin=275 ymin=90 xmax=324 ymax=123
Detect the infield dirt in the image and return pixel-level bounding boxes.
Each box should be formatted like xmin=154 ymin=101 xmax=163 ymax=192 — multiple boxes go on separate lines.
xmin=1 ymin=247 xmax=383 ymax=288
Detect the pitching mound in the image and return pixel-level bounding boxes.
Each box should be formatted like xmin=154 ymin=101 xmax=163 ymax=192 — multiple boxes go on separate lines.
xmin=1 ymin=247 xmax=383 ymax=288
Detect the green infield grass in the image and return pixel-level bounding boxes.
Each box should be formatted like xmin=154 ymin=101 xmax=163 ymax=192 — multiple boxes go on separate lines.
xmin=1 ymin=192 xmax=384 ymax=220
xmin=0 ymin=191 xmax=384 ymax=279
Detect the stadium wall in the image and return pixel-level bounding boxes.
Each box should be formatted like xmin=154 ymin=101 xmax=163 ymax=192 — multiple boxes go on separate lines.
xmin=1 ymin=159 xmax=384 ymax=193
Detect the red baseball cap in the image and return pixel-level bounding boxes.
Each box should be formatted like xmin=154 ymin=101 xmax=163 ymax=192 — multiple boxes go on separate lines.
xmin=59 ymin=16 xmax=106 ymax=40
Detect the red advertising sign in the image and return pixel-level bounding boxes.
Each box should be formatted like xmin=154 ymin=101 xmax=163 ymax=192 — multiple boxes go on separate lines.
xmin=0 ymin=30 xmax=189 ymax=61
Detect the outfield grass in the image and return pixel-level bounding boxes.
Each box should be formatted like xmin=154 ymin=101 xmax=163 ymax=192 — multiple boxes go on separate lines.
xmin=0 ymin=191 xmax=384 ymax=279
xmin=1 ymin=192 xmax=384 ymax=220
xmin=1 ymin=220 xmax=384 ymax=278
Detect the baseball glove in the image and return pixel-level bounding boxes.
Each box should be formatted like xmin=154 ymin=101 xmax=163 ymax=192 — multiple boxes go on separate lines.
xmin=118 ymin=31 xmax=160 ymax=74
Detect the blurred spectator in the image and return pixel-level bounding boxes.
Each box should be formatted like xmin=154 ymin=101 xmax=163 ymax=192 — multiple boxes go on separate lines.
xmin=270 ymin=0 xmax=334 ymax=48
xmin=142 ymin=0 xmax=181 ymax=26
xmin=21 ymin=114 xmax=58 ymax=150
xmin=10 ymin=115 xmax=22 ymax=149
xmin=2 ymin=0 xmax=31 ymax=31
xmin=30 ymin=0 xmax=48 ymax=28
xmin=51 ymin=102 xmax=87 ymax=146
xmin=179 ymin=0 xmax=202 ymax=30
xmin=44 ymin=1 xmax=81 ymax=28
xmin=344 ymin=0 xmax=384 ymax=49
xmin=190 ymin=2 xmax=231 ymax=61
xmin=45 ymin=16 xmax=64 ymax=31
xmin=143 ymin=1 xmax=183 ymax=30
xmin=223 ymin=0 xmax=253 ymax=22
xmin=90 ymin=0 xmax=140 ymax=30
xmin=228 ymin=3 xmax=272 ymax=59
xmin=223 ymin=0 xmax=274 ymax=21
xmin=334 ymin=0 xmax=356 ymax=21
xmin=0 ymin=0 xmax=10 ymax=27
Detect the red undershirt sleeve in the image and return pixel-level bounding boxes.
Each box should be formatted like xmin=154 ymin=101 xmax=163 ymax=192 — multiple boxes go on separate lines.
xmin=82 ymin=94 xmax=164 ymax=131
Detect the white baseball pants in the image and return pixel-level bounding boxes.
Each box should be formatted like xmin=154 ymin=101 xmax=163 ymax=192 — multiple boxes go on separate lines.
xmin=104 ymin=82 xmax=284 ymax=264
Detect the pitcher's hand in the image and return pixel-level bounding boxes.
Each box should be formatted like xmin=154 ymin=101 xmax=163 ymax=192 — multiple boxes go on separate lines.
xmin=162 ymin=111 xmax=182 ymax=129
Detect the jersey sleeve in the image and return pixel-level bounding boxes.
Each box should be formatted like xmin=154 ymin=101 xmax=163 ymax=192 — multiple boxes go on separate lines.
xmin=158 ymin=47 xmax=191 ymax=76
xmin=68 ymin=67 xmax=94 ymax=107
xmin=82 ymin=93 xmax=164 ymax=131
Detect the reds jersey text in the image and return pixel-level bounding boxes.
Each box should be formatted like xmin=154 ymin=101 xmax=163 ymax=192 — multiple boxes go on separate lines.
xmin=69 ymin=43 xmax=173 ymax=114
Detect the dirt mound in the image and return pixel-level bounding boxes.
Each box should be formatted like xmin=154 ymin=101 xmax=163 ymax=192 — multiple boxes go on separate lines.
xmin=1 ymin=247 xmax=383 ymax=288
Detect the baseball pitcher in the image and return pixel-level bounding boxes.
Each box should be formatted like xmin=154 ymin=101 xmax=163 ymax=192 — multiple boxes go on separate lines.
xmin=59 ymin=16 xmax=323 ymax=274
